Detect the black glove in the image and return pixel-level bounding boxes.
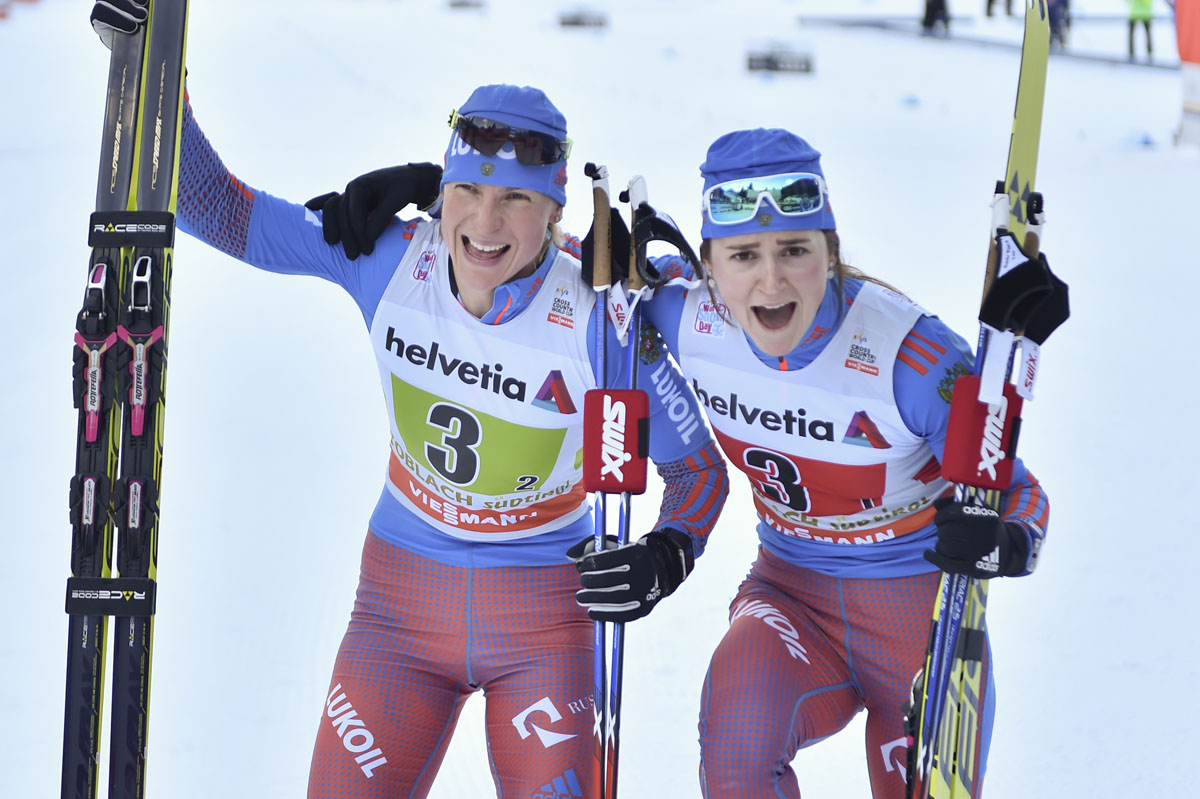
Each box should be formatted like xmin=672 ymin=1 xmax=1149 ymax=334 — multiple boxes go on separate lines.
xmin=924 ymin=497 xmax=1029 ymax=578
xmin=580 ymin=206 xmax=631 ymax=288
xmin=91 ymin=0 xmax=147 ymax=50
xmin=581 ymin=203 xmax=701 ymax=289
xmin=567 ymin=528 xmax=694 ymax=623
xmin=304 ymin=163 xmax=443 ymax=259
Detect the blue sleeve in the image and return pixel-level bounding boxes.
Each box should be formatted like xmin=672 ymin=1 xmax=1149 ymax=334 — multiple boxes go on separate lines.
xmin=177 ymin=93 xmax=415 ymax=328
xmin=583 ymin=307 xmax=709 ymax=462
xmin=581 ymin=301 xmax=728 ymax=555
xmin=639 ymin=253 xmax=696 ymax=357
xmin=636 ymin=324 xmax=727 ymax=555
xmin=892 ymin=314 xmax=974 ymax=459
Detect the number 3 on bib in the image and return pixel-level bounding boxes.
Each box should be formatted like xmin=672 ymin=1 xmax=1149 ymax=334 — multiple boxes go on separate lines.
xmin=425 ymin=403 xmax=482 ymax=485
xmin=745 ymin=447 xmax=811 ymax=512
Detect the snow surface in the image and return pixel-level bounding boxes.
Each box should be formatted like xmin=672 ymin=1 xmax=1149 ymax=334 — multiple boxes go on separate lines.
xmin=2 ymin=0 xmax=1196 ymax=796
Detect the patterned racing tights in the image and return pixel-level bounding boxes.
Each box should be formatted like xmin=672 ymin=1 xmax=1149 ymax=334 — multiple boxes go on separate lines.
xmin=307 ymin=532 xmax=595 ymax=798
xmin=699 ymin=547 xmax=994 ymax=799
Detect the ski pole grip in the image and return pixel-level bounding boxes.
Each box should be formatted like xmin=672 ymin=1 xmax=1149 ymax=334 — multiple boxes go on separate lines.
xmin=586 ymin=162 xmax=611 ymax=290
xmin=627 ymin=244 xmax=644 ymax=292
xmin=624 ymin=176 xmax=648 ymax=292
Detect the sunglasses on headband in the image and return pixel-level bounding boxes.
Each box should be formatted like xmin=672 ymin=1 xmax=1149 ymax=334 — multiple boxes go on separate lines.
xmin=703 ymin=172 xmax=827 ymax=225
xmin=447 ymin=110 xmax=573 ymax=167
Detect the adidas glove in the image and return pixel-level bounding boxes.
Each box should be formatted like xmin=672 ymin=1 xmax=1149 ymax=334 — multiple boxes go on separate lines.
xmin=567 ymin=528 xmax=694 ymax=623
xmin=924 ymin=497 xmax=1029 ymax=578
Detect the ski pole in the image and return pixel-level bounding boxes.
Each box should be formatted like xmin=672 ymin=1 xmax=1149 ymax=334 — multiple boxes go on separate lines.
xmin=581 ymin=165 xmax=654 ymax=799
xmin=601 ymin=174 xmax=650 ymax=799
xmin=583 ymin=161 xmax=611 ymax=799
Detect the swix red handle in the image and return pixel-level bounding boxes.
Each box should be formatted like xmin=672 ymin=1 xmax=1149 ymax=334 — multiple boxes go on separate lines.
xmin=941 ymin=375 xmax=1023 ymax=490
xmin=583 ymin=389 xmax=650 ymax=494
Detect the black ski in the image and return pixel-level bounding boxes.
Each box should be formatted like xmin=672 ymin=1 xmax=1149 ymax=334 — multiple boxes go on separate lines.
xmin=62 ymin=2 xmax=189 ymax=797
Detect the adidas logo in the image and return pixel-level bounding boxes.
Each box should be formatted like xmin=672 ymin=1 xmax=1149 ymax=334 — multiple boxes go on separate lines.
xmin=532 ymin=768 xmax=584 ymax=799
xmin=975 ymin=546 xmax=1001 ymax=575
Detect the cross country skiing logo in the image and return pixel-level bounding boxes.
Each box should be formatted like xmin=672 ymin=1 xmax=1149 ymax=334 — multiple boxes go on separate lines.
xmin=547 ymin=283 xmax=575 ymax=329
xmin=845 ymin=328 xmax=880 ymax=375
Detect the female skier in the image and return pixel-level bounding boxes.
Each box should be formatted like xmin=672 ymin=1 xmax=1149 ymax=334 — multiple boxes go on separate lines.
xmin=89 ymin=5 xmax=729 ymax=798
xmin=623 ymin=128 xmax=1051 ymax=799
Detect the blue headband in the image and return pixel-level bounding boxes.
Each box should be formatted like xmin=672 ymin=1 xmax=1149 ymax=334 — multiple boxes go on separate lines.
xmin=441 ymin=84 xmax=569 ymax=206
xmin=699 ymin=128 xmax=836 ymax=239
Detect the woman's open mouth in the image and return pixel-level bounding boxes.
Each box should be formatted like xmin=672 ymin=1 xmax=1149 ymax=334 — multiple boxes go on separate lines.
xmin=752 ymin=302 xmax=796 ymax=330
xmin=463 ymin=236 xmax=510 ymax=261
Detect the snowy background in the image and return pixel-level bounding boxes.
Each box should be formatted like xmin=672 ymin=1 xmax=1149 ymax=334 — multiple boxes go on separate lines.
xmin=2 ymin=0 xmax=1196 ymax=796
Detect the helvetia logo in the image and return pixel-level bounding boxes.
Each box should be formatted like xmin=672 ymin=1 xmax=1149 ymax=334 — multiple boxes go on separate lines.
xmin=533 ymin=370 xmax=577 ymax=414
xmin=843 ymin=410 xmax=890 ymax=449
xmin=599 ymin=394 xmax=632 ymax=481
xmin=691 ymin=379 xmax=834 ymax=441
xmin=384 ymin=328 xmax=527 ymax=401
xmin=325 ymin=684 xmax=388 ymax=778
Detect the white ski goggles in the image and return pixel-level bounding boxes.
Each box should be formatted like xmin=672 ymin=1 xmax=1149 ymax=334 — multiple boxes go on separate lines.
xmin=702 ymin=171 xmax=828 ymax=225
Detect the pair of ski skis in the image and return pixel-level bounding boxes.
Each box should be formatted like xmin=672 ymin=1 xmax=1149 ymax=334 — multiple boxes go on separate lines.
xmin=61 ymin=2 xmax=188 ymax=798
xmin=906 ymin=3 xmax=1070 ymax=798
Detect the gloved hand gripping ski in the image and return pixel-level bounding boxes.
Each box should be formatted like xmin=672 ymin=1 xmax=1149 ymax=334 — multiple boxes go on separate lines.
xmin=91 ymin=0 xmax=147 ymax=49
xmin=924 ymin=498 xmax=1029 ymax=579
xmin=568 ymin=528 xmax=695 ymax=623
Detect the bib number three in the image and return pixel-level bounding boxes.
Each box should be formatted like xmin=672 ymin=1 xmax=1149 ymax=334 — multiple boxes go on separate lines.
xmin=745 ymin=447 xmax=811 ymax=512
xmin=426 ymin=403 xmax=481 ymax=485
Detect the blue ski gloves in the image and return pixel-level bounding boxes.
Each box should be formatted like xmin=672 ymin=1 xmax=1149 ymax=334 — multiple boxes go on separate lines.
xmin=305 ymin=163 xmax=443 ymax=260
xmin=91 ymin=1 xmax=147 ymax=49
xmin=568 ymin=528 xmax=695 ymax=623
xmin=925 ymin=497 xmax=1030 ymax=578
